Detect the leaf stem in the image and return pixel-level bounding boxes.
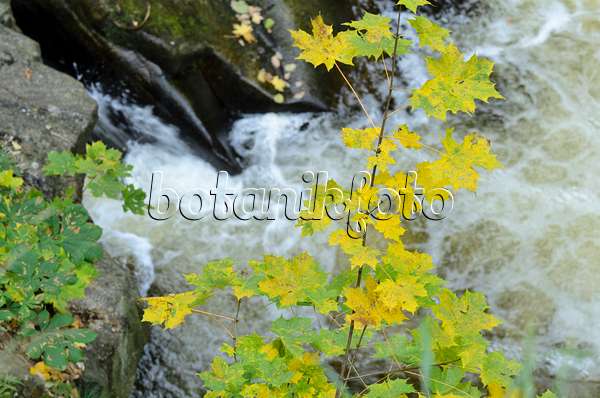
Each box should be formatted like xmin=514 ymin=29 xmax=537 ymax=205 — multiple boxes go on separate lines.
xmin=191 ymin=309 xmax=236 ymax=322
xmin=335 ymin=63 xmax=377 ymax=129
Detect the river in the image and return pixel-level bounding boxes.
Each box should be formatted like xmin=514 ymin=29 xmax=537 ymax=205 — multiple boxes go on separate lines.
xmin=83 ymin=0 xmax=600 ymax=396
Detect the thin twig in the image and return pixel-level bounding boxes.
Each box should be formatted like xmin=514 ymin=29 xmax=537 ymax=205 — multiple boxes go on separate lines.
xmin=233 ymin=298 xmax=242 ymax=361
xmin=191 ymin=309 xmax=236 ymax=322
xmin=335 ymin=63 xmax=377 ymax=129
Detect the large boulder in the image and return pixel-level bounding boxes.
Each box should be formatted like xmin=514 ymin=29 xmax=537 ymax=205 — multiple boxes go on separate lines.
xmin=0 ymin=22 xmax=96 ymax=197
xmin=0 ymin=19 xmax=147 ymax=398
xmin=10 ymin=0 xmax=358 ymax=171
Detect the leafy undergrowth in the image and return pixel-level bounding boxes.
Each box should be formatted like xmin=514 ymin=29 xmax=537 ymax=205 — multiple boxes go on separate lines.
xmin=0 ymin=142 xmax=144 ymax=397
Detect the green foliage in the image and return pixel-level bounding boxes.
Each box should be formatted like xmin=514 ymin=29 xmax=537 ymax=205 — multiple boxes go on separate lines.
xmin=141 ymin=4 xmax=555 ymax=398
xmin=44 ymin=141 xmax=146 ymax=215
xmin=0 ymin=375 xmax=21 ymax=398
xmin=0 ymin=143 xmax=144 ymax=395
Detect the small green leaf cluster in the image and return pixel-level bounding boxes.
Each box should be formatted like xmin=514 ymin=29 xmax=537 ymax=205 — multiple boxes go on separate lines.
xmin=44 ymin=141 xmax=146 ymax=215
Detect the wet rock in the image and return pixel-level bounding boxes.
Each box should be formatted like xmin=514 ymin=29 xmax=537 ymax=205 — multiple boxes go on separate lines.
xmin=495 ymin=282 xmax=556 ymax=336
xmin=441 ymin=220 xmax=520 ymax=280
xmin=70 ymin=256 xmax=149 ymax=398
xmin=10 ymin=0 xmax=358 ymax=172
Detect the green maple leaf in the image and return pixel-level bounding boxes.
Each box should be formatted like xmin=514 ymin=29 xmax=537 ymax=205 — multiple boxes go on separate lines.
xmin=410 ymin=44 xmax=503 ymax=120
xmin=43 ymin=151 xmax=76 ymax=176
xmin=397 ymin=0 xmax=432 ymax=13
xmin=433 ymin=289 xmax=500 ymax=341
xmin=121 ymin=184 xmax=146 ymax=215
xmin=342 ymin=12 xmax=410 ymax=59
xmin=366 ymin=379 xmax=415 ymax=397
xmin=410 ymin=16 xmax=450 ymax=52
xmin=481 ymin=351 xmax=521 ymax=388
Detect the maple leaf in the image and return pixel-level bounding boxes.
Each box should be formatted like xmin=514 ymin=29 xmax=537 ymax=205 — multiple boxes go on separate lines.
xmin=341 ymin=126 xmax=379 ymax=150
xmin=397 ymin=0 xmax=432 ymax=13
xmin=410 ymin=16 xmax=450 ymax=52
xmin=417 ymin=129 xmax=501 ymax=194
xmin=142 ymin=291 xmax=199 ymax=329
xmin=345 ymin=276 xmax=408 ymax=328
xmin=329 ymin=230 xmax=380 ymax=269
xmin=341 ymin=12 xmax=410 ymax=59
xmin=233 ymin=22 xmax=256 ymax=43
xmin=290 ymin=15 xmax=353 ymax=70
xmin=367 ymin=138 xmax=397 ymax=173
xmin=373 ymin=216 xmax=405 ymax=242
xmin=410 ymin=44 xmax=503 ymax=120
xmin=432 ymin=289 xmax=500 ymax=341
xmin=393 ymin=125 xmax=422 ymax=149
xmin=252 ymin=253 xmax=336 ymax=312
xmin=375 ymin=276 xmax=427 ymax=314
xmin=481 ymin=352 xmax=521 ymax=388
xmin=366 ymin=378 xmax=415 ymax=397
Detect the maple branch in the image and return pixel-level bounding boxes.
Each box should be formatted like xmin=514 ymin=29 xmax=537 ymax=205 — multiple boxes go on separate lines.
xmin=232 ymin=298 xmax=242 ymax=362
xmin=337 ymin=10 xmax=404 ymax=398
xmin=335 ymin=63 xmax=377 ymax=129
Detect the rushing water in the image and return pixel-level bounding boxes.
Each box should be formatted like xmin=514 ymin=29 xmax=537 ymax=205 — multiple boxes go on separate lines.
xmin=83 ymin=1 xmax=600 ymax=396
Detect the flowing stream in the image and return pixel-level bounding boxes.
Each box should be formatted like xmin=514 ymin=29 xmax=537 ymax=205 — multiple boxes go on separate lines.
xmin=83 ymin=0 xmax=600 ymax=396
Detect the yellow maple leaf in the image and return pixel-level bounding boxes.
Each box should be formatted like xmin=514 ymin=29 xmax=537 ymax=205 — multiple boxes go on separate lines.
xmin=290 ymin=15 xmax=354 ymax=71
xmin=417 ymin=129 xmax=501 ymax=195
xmin=340 ymin=126 xmax=379 ymax=150
xmin=375 ymin=276 xmax=427 ymax=314
xmin=410 ymin=44 xmax=503 ymax=120
xmin=142 ymin=291 xmax=198 ymax=329
xmin=345 ymin=276 xmax=407 ymax=328
xmin=233 ymin=22 xmax=256 ymax=43
xmin=393 ymin=125 xmax=422 ymax=149
xmin=254 ymin=253 xmax=332 ymax=309
xmin=367 ymin=138 xmax=397 ymax=173
xmin=329 ymin=230 xmax=379 ymax=269
xmin=384 ymin=241 xmax=435 ymax=275
xmin=373 ymin=215 xmax=405 ymax=242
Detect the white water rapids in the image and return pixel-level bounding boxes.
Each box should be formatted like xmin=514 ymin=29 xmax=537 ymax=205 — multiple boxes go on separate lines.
xmin=82 ymin=1 xmax=600 ymax=396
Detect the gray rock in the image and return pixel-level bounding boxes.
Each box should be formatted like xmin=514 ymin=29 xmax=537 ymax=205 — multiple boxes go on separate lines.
xmin=0 ymin=20 xmax=147 ymax=398
xmin=70 ymin=256 xmax=149 ymax=398
xmin=0 ymin=0 xmax=17 ymax=29
xmin=0 ymin=23 xmax=97 ymax=196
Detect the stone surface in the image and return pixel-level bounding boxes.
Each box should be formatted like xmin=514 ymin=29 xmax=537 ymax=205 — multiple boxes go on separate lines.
xmin=70 ymin=256 xmax=148 ymax=398
xmin=0 ymin=17 xmax=147 ymax=398
xmin=0 ymin=0 xmax=16 ymax=29
xmin=0 ymin=23 xmax=97 ymax=196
